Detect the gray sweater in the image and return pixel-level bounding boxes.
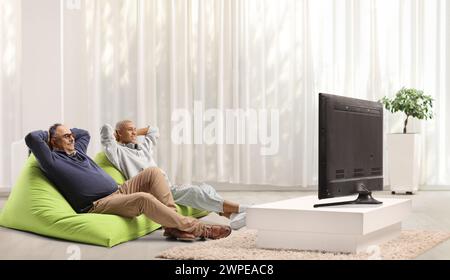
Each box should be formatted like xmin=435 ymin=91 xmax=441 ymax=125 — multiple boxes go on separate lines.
xmin=100 ymin=124 xmax=160 ymax=180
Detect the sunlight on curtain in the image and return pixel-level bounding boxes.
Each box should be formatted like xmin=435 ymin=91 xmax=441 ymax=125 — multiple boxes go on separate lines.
xmin=84 ymin=0 xmax=138 ymax=155
xmin=81 ymin=0 xmax=450 ymax=188
xmin=0 ymin=0 xmax=21 ymax=188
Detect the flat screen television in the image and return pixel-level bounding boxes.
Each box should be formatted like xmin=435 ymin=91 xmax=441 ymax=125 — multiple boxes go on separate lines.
xmin=314 ymin=93 xmax=384 ymax=208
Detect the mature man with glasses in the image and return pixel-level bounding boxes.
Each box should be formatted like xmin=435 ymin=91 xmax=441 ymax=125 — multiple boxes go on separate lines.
xmin=25 ymin=124 xmax=231 ymax=241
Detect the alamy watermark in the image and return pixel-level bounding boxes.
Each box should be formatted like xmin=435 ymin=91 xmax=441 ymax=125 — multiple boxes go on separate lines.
xmin=66 ymin=0 xmax=81 ymax=10
xmin=366 ymin=245 xmax=382 ymax=260
xmin=171 ymin=101 xmax=280 ymax=156
xmin=66 ymin=245 xmax=81 ymax=260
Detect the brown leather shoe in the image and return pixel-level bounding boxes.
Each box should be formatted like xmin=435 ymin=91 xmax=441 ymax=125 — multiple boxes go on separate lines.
xmin=199 ymin=224 xmax=232 ymax=240
xmin=163 ymin=228 xmax=196 ymax=241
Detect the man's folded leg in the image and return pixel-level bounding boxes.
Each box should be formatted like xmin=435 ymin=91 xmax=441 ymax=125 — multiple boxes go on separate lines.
xmin=119 ymin=167 xmax=177 ymax=210
xmin=89 ymin=191 xmax=231 ymax=240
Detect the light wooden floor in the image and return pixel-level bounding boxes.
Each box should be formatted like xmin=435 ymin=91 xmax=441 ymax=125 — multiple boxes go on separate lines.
xmin=1 ymin=191 xmax=449 ymax=260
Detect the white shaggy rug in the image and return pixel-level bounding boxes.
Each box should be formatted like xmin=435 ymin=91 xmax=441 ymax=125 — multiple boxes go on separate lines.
xmin=157 ymin=229 xmax=450 ymax=260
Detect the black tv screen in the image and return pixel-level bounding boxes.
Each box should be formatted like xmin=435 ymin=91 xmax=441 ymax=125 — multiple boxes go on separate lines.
xmin=318 ymin=93 xmax=384 ymax=202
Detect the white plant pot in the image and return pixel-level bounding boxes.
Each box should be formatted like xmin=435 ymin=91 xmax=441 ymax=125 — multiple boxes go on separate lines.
xmin=387 ymin=133 xmax=421 ymax=194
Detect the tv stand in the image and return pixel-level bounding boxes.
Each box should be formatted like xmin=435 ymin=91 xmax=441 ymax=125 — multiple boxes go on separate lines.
xmin=314 ymin=186 xmax=383 ymax=208
xmin=247 ymin=196 xmax=411 ymax=253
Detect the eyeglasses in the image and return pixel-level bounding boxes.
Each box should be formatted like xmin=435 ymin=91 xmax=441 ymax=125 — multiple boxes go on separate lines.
xmin=53 ymin=133 xmax=75 ymax=140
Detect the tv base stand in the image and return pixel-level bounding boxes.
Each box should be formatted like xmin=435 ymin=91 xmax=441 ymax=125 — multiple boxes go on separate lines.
xmin=314 ymin=189 xmax=382 ymax=208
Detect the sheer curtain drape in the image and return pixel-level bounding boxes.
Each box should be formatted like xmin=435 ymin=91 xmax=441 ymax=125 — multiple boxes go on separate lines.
xmin=0 ymin=0 xmax=21 ymax=188
xmin=1 ymin=1 xmax=448 ymax=189
xmin=80 ymin=0 xmax=450 ymax=188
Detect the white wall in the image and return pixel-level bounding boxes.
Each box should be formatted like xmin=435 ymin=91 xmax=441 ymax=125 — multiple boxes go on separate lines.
xmin=0 ymin=0 xmax=62 ymax=191
xmin=21 ymin=0 xmax=62 ymax=134
xmin=63 ymin=0 xmax=88 ymax=130
xmin=4 ymin=0 xmax=94 ymax=191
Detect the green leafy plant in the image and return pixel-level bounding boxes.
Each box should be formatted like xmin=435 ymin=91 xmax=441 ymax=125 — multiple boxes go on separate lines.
xmin=381 ymin=87 xmax=434 ymax=134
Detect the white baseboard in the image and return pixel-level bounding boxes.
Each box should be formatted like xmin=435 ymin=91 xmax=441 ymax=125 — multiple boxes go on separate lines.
xmin=0 ymin=184 xmax=448 ymax=198
xmin=0 ymin=187 xmax=11 ymax=198
xmin=195 ymin=182 xmax=317 ymax=192
xmin=419 ymin=185 xmax=450 ymax=191
xmin=204 ymin=184 xmax=450 ymax=192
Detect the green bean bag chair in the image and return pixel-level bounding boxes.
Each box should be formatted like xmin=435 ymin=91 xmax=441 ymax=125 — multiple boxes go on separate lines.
xmin=0 ymin=152 xmax=208 ymax=247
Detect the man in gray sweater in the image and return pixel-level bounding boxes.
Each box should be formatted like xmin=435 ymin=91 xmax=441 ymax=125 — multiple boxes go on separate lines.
xmin=100 ymin=120 xmax=248 ymax=230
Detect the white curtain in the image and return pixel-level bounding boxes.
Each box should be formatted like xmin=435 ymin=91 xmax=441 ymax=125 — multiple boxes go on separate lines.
xmin=0 ymin=0 xmax=21 ymax=188
xmin=79 ymin=0 xmax=450 ymax=188
xmin=1 ymin=0 xmax=447 ymax=189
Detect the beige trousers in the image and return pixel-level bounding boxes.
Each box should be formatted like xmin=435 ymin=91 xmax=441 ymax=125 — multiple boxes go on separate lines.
xmin=89 ymin=167 xmax=203 ymax=236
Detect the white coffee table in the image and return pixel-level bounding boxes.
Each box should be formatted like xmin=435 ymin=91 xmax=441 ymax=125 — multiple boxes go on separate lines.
xmin=246 ymin=195 xmax=411 ymax=253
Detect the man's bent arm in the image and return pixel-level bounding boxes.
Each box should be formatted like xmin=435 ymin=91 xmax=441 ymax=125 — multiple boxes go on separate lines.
xmin=142 ymin=126 xmax=160 ymax=147
xmin=25 ymin=130 xmax=54 ymax=171
xmin=71 ymin=128 xmax=90 ymax=153
xmin=137 ymin=127 xmax=149 ymax=136
xmin=100 ymin=124 xmax=120 ymax=167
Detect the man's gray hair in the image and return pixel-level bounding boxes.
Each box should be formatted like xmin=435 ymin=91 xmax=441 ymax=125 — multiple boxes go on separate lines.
xmin=115 ymin=120 xmax=133 ymax=131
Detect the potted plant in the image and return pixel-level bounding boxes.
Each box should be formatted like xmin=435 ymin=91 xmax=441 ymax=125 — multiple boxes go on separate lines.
xmin=381 ymin=87 xmax=434 ymax=194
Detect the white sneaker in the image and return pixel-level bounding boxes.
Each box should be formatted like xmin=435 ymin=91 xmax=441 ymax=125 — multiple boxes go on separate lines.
xmin=229 ymin=212 xmax=246 ymax=230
